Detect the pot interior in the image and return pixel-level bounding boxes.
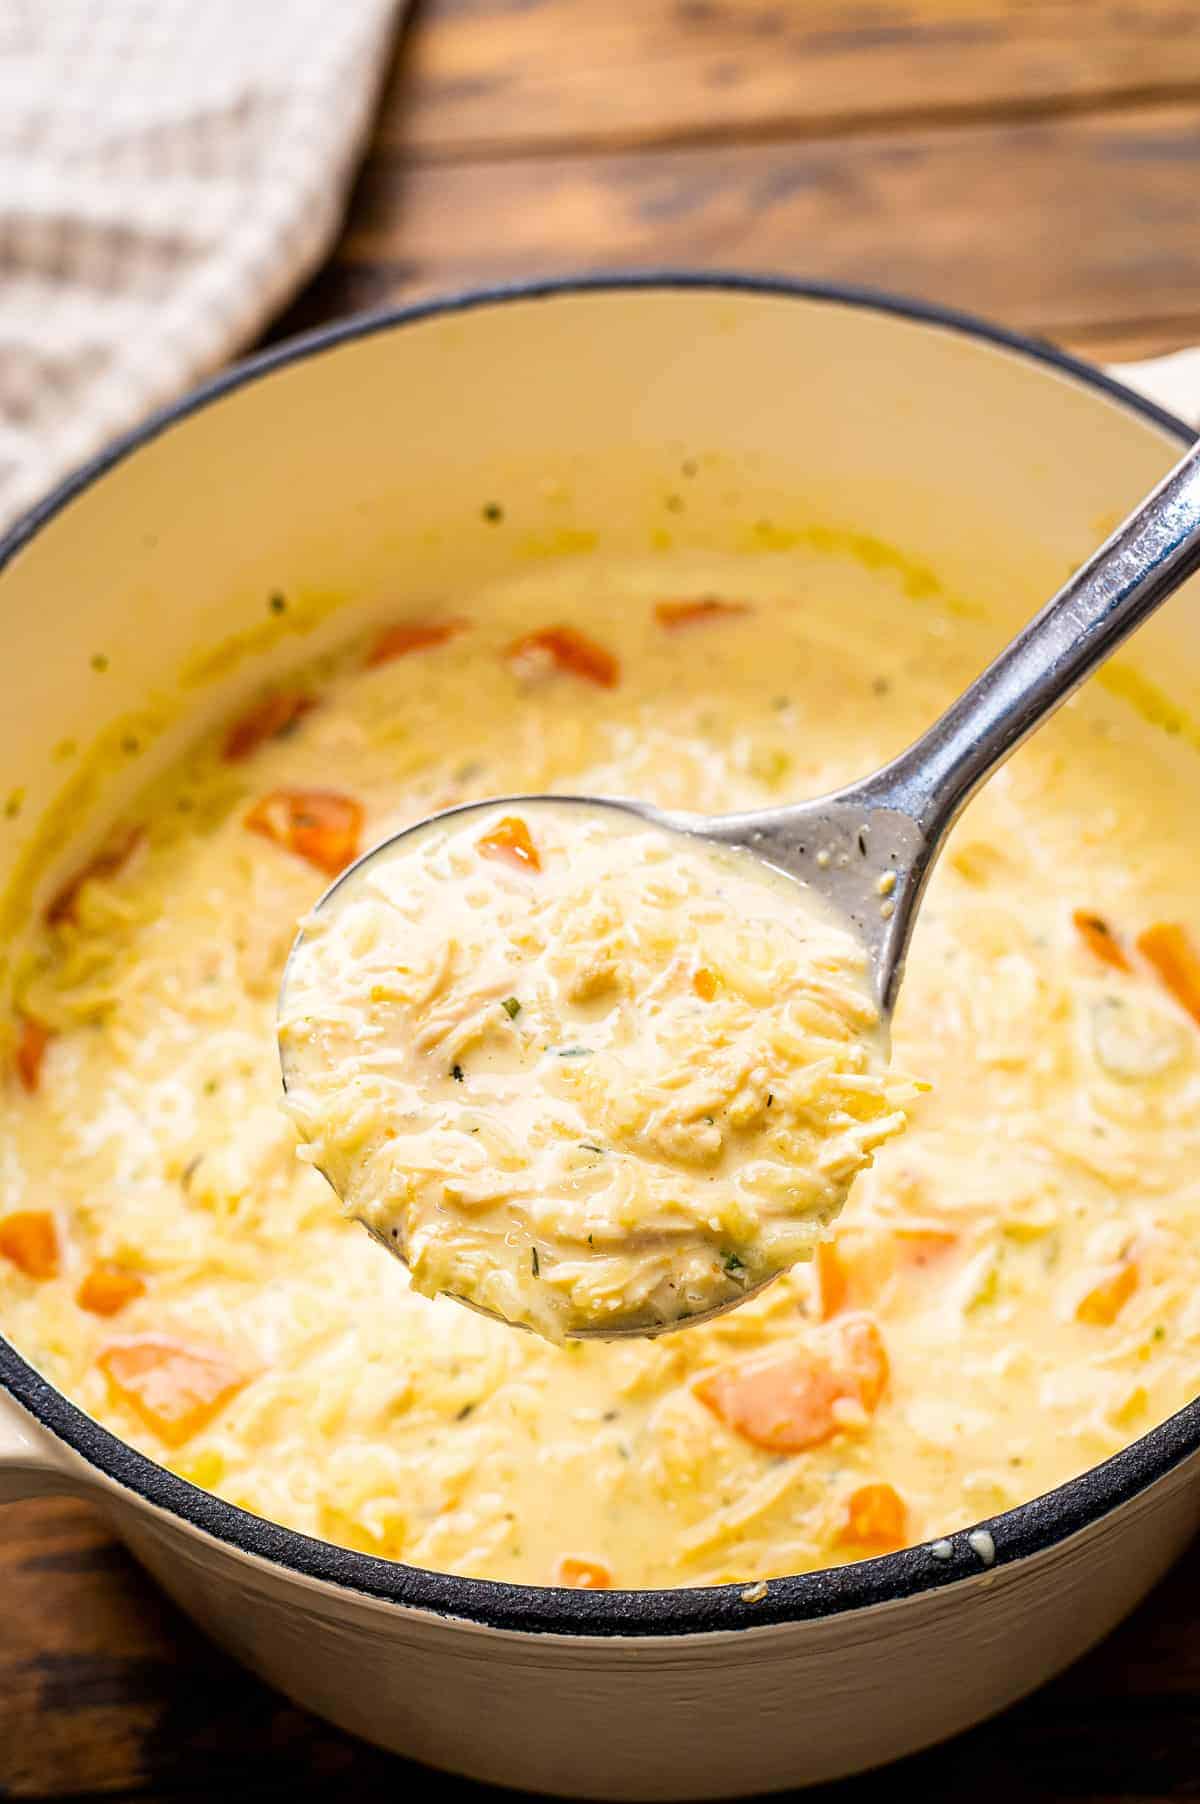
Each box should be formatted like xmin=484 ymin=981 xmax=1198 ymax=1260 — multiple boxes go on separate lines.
xmin=1 ymin=279 xmax=1197 ymax=1621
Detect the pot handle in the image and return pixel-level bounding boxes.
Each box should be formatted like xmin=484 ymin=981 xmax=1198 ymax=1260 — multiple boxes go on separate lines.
xmin=0 ymin=1386 xmax=78 ymax=1502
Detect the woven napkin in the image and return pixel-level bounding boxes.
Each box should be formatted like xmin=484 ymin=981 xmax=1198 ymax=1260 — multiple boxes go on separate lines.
xmin=0 ymin=0 xmax=403 ymax=534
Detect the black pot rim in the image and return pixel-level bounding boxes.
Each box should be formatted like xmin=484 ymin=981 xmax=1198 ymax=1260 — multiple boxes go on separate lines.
xmin=1 ymin=270 xmax=1197 ymax=1639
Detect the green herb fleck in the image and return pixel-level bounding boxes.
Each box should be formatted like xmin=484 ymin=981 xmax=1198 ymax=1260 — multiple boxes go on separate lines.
xmin=501 ymin=996 xmax=522 ymax=1020
xmin=1153 ymin=1324 xmax=1167 ymax=1342
xmin=580 ymin=1143 xmax=604 ymax=1154
xmin=530 ymin=1246 xmax=540 ymax=1277
xmin=451 ymin=1063 xmax=464 ymax=1083
xmin=482 ymin=503 xmax=504 ymax=524
xmin=456 ymin=1403 xmax=475 ymax=1421
xmin=268 ymin=592 xmax=287 ymax=614
xmin=722 ymin=1250 xmax=747 ymax=1278
xmin=90 ymin=652 xmax=109 ymax=672
xmin=703 ymin=1114 xmax=715 ymax=1125
xmin=554 ymin=1045 xmax=593 ymax=1058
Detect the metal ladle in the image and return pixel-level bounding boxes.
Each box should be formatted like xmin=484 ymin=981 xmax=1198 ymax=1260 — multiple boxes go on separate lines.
xmin=282 ymin=434 xmax=1200 ymax=1330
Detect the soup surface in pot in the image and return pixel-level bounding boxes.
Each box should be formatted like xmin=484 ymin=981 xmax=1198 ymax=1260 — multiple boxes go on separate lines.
xmin=3 ymin=544 xmax=1200 ymax=1590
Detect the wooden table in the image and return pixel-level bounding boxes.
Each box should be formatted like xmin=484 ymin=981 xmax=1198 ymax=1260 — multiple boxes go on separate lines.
xmin=7 ymin=3 xmax=1200 ymax=1797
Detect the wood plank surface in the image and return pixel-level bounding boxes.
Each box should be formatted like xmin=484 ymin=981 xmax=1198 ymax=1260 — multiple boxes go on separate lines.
xmin=277 ymin=101 xmax=1200 ymax=355
xmin=392 ymin=0 xmax=1200 ymax=157
xmin=9 ymin=0 xmax=1200 ymax=1797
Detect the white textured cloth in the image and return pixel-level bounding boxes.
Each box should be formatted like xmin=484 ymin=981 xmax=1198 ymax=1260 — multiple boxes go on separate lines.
xmin=0 ymin=0 xmax=403 ymax=532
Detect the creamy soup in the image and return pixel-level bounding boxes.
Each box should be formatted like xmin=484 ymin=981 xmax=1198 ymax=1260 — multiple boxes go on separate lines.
xmin=3 ymin=548 xmax=1200 ymax=1591
xmin=282 ymin=801 xmax=909 ymax=1340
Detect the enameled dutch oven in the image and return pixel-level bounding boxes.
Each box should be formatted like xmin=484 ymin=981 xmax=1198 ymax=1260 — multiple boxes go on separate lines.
xmin=1 ymin=276 xmax=1198 ymax=1799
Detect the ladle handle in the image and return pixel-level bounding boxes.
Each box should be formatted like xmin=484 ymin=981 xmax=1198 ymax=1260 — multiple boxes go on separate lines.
xmin=871 ymin=433 xmax=1200 ymax=838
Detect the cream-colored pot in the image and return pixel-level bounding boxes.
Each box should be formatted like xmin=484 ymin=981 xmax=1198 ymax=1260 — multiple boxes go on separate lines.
xmin=1 ymin=278 xmax=1198 ymax=1799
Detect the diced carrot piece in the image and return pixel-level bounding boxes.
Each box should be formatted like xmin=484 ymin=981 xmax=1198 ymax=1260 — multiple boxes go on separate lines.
xmin=555 ymin=1556 xmax=612 ymax=1589
xmin=655 ymin=597 xmax=751 ymax=629
xmin=1073 ymin=909 xmax=1131 ymax=973
xmin=892 ymin=1226 xmax=959 ymax=1268
xmin=815 ymin=1241 xmax=849 ymax=1319
xmin=692 ymin=966 xmax=719 ymax=1002
xmin=839 ymin=1482 xmax=907 ymax=1551
xmin=77 ymin=1263 xmax=146 ymax=1318
xmin=46 ymin=826 xmax=143 ymax=927
xmin=694 ymin=1314 xmax=889 ymax=1453
xmin=477 ymin=815 xmax=541 ymax=873
xmin=1137 ymin=922 xmax=1200 ymax=1027
xmin=1076 ymin=1259 xmax=1138 ymax=1326
xmin=368 ymin=617 xmax=467 ymax=667
xmin=507 ymin=625 xmax=619 ymax=688
xmin=244 ymin=789 xmax=363 ymax=877
xmin=814 ymin=1237 xmax=893 ymax=1317
xmin=840 ymin=1315 xmax=890 ymax=1410
xmin=14 ymin=1013 xmax=52 ymax=1094
xmin=818 ymin=1231 xmax=947 ymax=1313
xmin=696 ymin=1349 xmax=842 ymax=1453
xmin=98 ymin=1336 xmax=247 ymax=1447
xmin=0 ymin=1211 xmax=59 ymax=1280
xmin=222 ymin=692 xmax=316 ymax=762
